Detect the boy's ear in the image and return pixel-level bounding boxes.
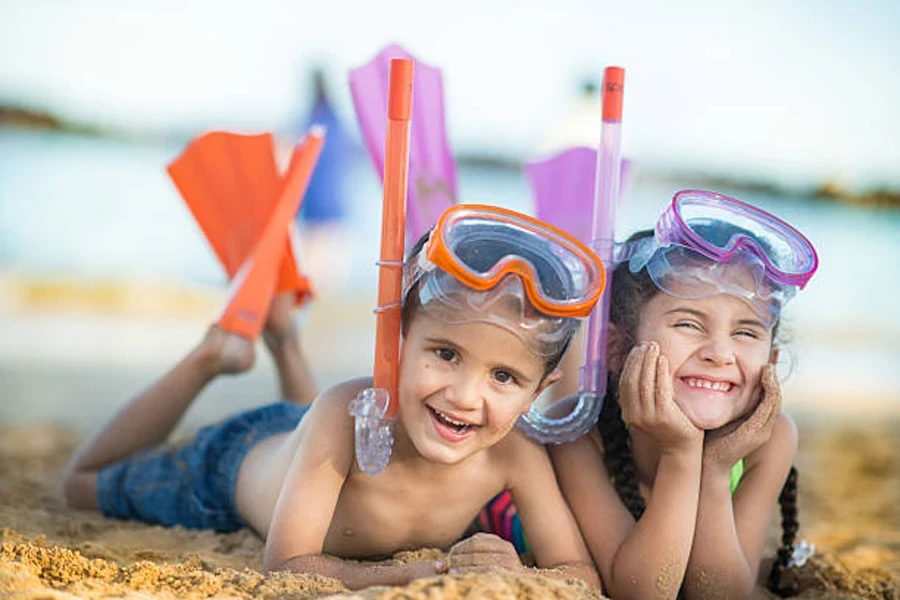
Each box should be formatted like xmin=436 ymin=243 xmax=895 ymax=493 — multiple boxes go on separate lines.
xmin=532 ymin=368 xmax=563 ymax=405
xmin=769 ymin=345 xmax=780 ymax=365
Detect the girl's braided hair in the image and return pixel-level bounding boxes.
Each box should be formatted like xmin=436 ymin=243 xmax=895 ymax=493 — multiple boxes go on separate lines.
xmin=599 ymin=229 xmax=800 ymax=595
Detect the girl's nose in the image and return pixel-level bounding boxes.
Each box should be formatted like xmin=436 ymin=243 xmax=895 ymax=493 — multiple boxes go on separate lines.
xmin=699 ymin=337 xmax=736 ymax=366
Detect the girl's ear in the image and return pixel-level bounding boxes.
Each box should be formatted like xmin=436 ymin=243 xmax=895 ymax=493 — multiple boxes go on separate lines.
xmin=606 ymin=323 xmax=630 ymax=374
xmin=769 ymin=345 xmax=780 ymax=365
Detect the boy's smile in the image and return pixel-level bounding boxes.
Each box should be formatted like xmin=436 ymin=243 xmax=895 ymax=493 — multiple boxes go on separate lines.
xmin=396 ymin=312 xmax=549 ymax=464
xmin=636 ymin=290 xmax=774 ymax=431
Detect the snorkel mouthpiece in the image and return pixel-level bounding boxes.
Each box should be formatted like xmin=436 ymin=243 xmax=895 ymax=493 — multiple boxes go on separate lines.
xmin=348 ymin=388 xmax=394 ymax=476
xmin=518 ymin=66 xmax=626 ymax=445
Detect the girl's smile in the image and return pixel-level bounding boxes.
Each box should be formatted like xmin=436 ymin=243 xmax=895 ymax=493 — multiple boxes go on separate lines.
xmin=636 ymin=291 xmax=774 ymax=430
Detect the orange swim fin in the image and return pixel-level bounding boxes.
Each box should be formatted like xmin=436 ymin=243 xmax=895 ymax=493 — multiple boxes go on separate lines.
xmin=167 ymin=131 xmax=313 ymax=306
xmin=216 ymin=128 xmax=325 ymax=339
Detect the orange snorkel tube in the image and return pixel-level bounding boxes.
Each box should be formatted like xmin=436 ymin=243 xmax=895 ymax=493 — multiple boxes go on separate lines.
xmin=375 ymin=58 xmax=413 ymax=417
xmin=350 ymin=58 xmax=414 ymax=475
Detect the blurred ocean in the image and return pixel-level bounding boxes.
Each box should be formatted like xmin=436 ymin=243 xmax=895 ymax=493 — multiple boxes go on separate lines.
xmin=1 ymin=129 xmax=898 ymax=420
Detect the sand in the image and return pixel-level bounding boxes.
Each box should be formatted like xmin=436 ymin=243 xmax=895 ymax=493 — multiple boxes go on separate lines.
xmin=0 ymin=280 xmax=897 ymax=598
xmin=0 ymin=418 xmax=896 ymax=600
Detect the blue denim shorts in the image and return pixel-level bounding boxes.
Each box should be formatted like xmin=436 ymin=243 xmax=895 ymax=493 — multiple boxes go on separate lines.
xmin=96 ymin=402 xmax=309 ymax=532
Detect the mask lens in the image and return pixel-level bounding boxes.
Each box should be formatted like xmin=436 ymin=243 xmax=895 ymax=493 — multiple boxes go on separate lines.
xmin=675 ymin=191 xmax=817 ymax=277
xmin=646 ymin=246 xmax=784 ymax=325
xmin=436 ymin=206 xmax=604 ymax=316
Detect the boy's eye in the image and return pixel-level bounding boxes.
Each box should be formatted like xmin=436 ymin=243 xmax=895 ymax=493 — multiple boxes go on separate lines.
xmin=435 ymin=348 xmax=457 ymax=362
xmin=492 ymin=369 xmax=517 ymax=385
xmin=674 ymin=320 xmax=702 ymax=332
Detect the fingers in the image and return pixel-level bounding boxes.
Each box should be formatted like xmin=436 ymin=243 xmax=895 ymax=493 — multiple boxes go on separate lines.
xmin=445 ymin=533 xmax=522 ymax=574
xmin=762 ymin=364 xmax=783 ymax=409
xmin=655 ymin=352 xmax=674 ymax=412
xmin=448 ymin=532 xmax=513 ymax=555
xmin=749 ymin=365 xmax=781 ymax=429
xmin=717 ymin=366 xmax=781 ymax=449
xmin=618 ymin=344 xmax=643 ymax=424
xmin=619 ymin=342 xmax=660 ymax=424
xmin=638 ymin=342 xmax=659 ymax=417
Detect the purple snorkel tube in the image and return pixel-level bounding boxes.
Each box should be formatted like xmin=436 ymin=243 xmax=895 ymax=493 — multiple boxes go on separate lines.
xmin=582 ymin=66 xmax=624 ymax=400
xmin=517 ymin=66 xmax=624 ymax=444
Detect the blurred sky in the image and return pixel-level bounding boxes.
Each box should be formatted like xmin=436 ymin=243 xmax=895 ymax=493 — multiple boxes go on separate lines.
xmin=1 ymin=0 xmax=898 ymax=189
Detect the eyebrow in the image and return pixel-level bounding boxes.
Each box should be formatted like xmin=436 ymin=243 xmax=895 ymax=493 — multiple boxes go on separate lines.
xmin=736 ymin=317 xmax=768 ymax=329
xmin=664 ymin=307 xmax=706 ymax=319
xmin=664 ymin=307 xmax=768 ymax=330
xmin=424 ymin=336 xmax=535 ymax=384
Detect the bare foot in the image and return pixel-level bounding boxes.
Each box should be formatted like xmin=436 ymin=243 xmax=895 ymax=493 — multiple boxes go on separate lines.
xmin=195 ymin=326 xmax=255 ymax=375
xmin=263 ymin=293 xmax=299 ymax=352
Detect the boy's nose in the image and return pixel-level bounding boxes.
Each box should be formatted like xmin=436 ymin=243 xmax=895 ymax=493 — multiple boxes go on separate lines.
xmin=445 ymin=373 xmax=482 ymax=411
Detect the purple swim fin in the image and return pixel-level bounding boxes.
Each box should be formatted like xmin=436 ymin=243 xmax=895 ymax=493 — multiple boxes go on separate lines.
xmin=349 ymin=44 xmax=457 ymax=244
xmin=526 ymin=147 xmax=632 ymax=244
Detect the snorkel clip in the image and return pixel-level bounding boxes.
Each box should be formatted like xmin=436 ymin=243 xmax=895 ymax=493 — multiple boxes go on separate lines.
xmin=348 ymin=388 xmax=395 ymax=476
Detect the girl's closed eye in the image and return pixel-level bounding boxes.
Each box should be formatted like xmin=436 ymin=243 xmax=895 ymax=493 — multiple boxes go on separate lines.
xmin=734 ymin=328 xmax=762 ymax=340
xmin=674 ymin=319 xmax=704 ymax=333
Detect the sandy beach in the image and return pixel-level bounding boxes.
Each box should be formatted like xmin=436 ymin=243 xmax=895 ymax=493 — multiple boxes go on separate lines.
xmin=0 ymin=279 xmax=898 ymax=599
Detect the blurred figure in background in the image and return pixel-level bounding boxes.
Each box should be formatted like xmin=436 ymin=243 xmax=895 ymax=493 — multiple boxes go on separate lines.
xmin=295 ymin=68 xmax=355 ymax=293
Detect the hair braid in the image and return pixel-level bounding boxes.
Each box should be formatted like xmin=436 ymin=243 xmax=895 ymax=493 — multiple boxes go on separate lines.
xmin=768 ymin=465 xmax=800 ymax=596
xmin=597 ymin=392 xmax=646 ymax=520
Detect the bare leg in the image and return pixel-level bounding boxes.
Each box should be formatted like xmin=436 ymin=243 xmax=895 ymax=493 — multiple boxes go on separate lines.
xmin=262 ymin=292 xmax=318 ymax=406
xmin=63 ymin=326 xmax=254 ymax=509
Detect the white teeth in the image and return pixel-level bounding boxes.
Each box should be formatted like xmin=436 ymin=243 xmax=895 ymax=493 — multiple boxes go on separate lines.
xmin=685 ymin=377 xmax=731 ymax=392
xmin=433 ymin=408 xmax=470 ymax=427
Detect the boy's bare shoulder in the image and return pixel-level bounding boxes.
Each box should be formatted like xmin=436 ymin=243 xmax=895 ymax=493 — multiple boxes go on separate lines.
xmin=297 ymin=377 xmax=374 ymax=443
xmin=486 ymin=426 xmax=551 ymax=467
xmin=290 ymin=378 xmax=375 ymax=471
xmin=313 ymin=377 xmax=372 ymax=407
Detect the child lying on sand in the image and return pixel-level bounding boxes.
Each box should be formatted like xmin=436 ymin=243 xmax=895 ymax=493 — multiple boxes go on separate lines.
xmin=63 ymin=205 xmax=603 ymax=591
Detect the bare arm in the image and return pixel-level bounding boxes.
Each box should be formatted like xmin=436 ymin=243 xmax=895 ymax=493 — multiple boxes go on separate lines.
xmin=506 ymin=435 xmax=600 ymax=588
xmin=552 ymin=343 xmax=705 ymax=599
xmin=551 ymin=434 xmax=702 ymax=599
xmin=276 ymin=553 xmax=444 ymax=590
xmin=683 ymin=413 xmax=797 ymax=600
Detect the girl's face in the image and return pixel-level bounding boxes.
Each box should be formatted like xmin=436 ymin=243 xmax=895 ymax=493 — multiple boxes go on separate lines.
xmin=634 ymin=290 xmax=775 ymax=431
xmin=396 ymin=311 xmax=554 ymax=465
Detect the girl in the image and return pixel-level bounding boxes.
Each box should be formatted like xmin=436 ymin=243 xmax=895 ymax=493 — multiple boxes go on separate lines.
xmin=475 ymin=190 xmax=816 ymax=599
xmin=551 ymin=189 xmax=816 ymax=599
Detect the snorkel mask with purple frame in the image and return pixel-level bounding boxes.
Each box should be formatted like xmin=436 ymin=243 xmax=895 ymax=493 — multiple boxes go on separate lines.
xmin=620 ymin=190 xmax=819 ymax=326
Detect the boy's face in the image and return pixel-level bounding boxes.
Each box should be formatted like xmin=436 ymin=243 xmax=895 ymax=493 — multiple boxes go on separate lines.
xmin=397 ymin=311 xmax=551 ymax=464
xmin=635 ymin=288 xmax=775 ymax=431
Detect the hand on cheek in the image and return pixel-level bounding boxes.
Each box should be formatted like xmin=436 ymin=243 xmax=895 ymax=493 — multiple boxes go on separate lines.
xmin=703 ymin=364 xmax=782 ymax=473
xmin=618 ymin=341 xmax=703 ymax=453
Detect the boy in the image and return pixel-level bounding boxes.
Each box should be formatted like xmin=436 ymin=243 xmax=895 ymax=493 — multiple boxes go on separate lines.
xmin=64 ymin=205 xmax=603 ymax=591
